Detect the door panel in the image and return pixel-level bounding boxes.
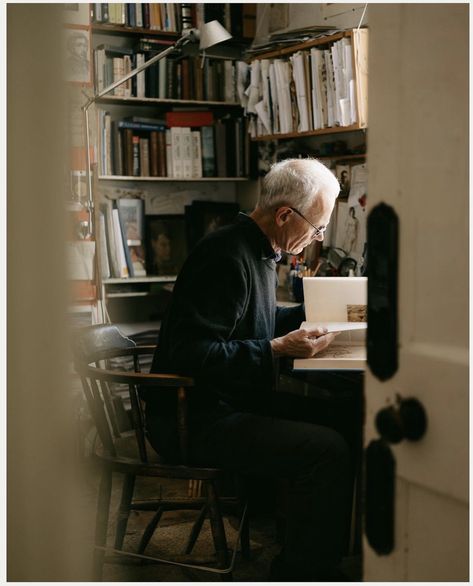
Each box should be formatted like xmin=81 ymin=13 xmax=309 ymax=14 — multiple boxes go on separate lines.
xmin=365 ymin=3 xmax=468 ymax=580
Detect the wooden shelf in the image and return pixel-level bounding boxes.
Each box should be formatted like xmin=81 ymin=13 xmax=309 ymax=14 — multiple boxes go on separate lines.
xmin=95 ymin=96 xmax=242 ymax=108
xmin=103 ymin=276 xmax=176 ymax=284
xmin=249 ymin=30 xmax=353 ymax=61
xmin=99 ymin=176 xmax=249 ymax=182
xmin=318 ymin=153 xmax=366 ymax=162
xmin=92 ymin=23 xmax=179 ymax=38
xmin=252 ymin=124 xmax=367 ymax=142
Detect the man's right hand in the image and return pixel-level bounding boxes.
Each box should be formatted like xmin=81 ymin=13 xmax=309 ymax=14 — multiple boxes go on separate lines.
xmin=270 ymin=326 xmax=339 ymax=359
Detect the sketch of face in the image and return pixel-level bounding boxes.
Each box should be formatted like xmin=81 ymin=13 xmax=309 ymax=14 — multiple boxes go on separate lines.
xmin=152 ymin=233 xmax=171 ymax=263
xmin=71 ymin=35 xmax=88 ymax=60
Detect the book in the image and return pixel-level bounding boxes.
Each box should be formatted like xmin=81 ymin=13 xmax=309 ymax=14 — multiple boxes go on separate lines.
xmin=139 ymin=137 xmax=150 ymax=177
xmin=201 ymin=126 xmax=215 ymax=177
xmin=191 ymin=131 xmax=202 ymax=178
xmin=293 ymin=277 xmax=367 ymax=370
xmin=165 ymin=110 xmax=214 ymax=127
xmin=112 ymin=207 xmax=130 ymax=278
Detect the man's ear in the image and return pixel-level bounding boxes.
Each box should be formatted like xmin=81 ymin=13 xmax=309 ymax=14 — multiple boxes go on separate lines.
xmin=275 ymin=206 xmax=292 ymax=227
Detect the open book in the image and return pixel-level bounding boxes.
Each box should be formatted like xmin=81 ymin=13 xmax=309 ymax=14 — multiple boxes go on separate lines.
xmin=293 ymin=277 xmax=367 ymax=370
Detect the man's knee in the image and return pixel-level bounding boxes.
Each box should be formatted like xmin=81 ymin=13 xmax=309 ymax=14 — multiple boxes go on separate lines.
xmin=301 ymin=425 xmax=350 ymax=476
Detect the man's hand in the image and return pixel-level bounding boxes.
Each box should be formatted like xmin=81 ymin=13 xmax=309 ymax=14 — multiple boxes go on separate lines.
xmin=270 ymin=326 xmax=339 ymax=359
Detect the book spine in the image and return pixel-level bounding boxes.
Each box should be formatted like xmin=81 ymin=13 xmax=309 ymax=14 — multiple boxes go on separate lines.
xmin=215 ymin=120 xmax=227 ymax=177
xmin=157 ymin=130 xmax=166 ymax=177
xmin=98 ymin=212 xmax=111 ymax=279
xmin=181 ymin=3 xmax=193 ymax=29
xmin=139 ymin=137 xmax=150 ymax=176
xmin=123 ymin=128 xmax=134 ymax=176
xmin=158 ymin=56 xmax=167 ymax=98
xmin=165 ymin=129 xmax=173 ymax=177
xmin=115 ymin=206 xmax=134 ymax=277
xmin=112 ymin=207 xmax=129 ymax=278
xmin=112 ymin=57 xmax=125 ymax=97
xmin=117 ymin=120 xmax=166 ymax=132
xmin=181 ymin=127 xmax=193 ymax=179
xmin=191 ymin=131 xmax=202 ymax=178
xmin=171 ymin=126 xmax=183 ymax=178
xmin=104 ymin=112 xmax=112 ymax=176
xmin=132 ymin=136 xmax=140 ymax=176
xmin=201 ymin=126 xmax=216 ymax=177
xmin=150 ymin=131 xmax=159 ymax=176
xmin=142 ymin=3 xmax=150 ymax=28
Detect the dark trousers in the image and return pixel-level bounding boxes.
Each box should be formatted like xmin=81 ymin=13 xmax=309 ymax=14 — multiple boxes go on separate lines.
xmin=146 ymin=372 xmax=362 ymax=576
xmin=187 ymin=382 xmax=362 ymax=575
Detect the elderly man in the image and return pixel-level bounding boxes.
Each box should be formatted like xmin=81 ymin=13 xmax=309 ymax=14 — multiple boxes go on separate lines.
xmin=146 ymin=158 xmax=351 ymax=580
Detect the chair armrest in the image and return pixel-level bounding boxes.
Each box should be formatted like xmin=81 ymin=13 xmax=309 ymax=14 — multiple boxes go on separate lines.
xmin=77 ymin=363 xmax=194 ymax=388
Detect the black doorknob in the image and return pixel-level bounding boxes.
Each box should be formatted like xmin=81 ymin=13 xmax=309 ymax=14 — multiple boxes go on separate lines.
xmin=375 ymin=397 xmax=427 ymax=443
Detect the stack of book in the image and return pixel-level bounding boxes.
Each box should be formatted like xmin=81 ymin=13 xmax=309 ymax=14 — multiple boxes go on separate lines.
xmin=91 ymin=3 xmax=184 ymax=32
xmin=99 ymin=111 xmax=249 ymax=179
xmin=247 ymin=36 xmax=359 ymax=137
xmin=94 ymin=41 xmax=239 ymax=102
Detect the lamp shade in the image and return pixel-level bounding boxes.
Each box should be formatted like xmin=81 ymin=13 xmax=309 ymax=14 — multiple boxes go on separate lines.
xmin=199 ymin=19 xmax=232 ymax=50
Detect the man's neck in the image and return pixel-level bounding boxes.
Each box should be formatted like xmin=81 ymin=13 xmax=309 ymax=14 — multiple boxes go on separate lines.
xmin=249 ymin=207 xmax=281 ymax=255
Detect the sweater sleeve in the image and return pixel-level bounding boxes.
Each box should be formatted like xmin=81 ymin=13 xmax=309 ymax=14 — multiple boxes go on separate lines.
xmin=164 ymin=254 xmax=274 ymax=394
xmin=275 ymin=303 xmax=306 ymax=337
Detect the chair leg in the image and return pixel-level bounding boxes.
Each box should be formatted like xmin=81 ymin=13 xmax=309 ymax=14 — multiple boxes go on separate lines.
xmin=137 ymin=507 xmax=164 ymax=555
xmin=184 ymin=504 xmax=208 ymax=554
xmin=206 ymin=481 xmax=232 ymax=581
xmin=114 ymin=474 xmax=135 ymax=549
xmin=94 ymin=467 xmax=113 ymax=581
xmin=240 ymin=510 xmax=250 ymax=560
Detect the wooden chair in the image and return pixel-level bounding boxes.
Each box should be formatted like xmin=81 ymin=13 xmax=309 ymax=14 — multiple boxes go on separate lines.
xmin=73 ymin=324 xmax=249 ymax=581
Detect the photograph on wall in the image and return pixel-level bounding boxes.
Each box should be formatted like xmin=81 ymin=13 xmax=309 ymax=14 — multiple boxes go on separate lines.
xmin=335 ymin=164 xmax=351 ymax=199
xmin=185 ymin=200 xmax=240 ymax=250
xmin=145 ymin=215 xmax=187 ymax=277
xmin=63 ymin=26 xmax=92 ymax=84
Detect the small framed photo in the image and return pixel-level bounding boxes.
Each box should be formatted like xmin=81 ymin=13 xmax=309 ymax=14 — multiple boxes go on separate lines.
xmin=63 ymin=26 xmax=92 ymax=85
xmin=145 ymin=215 xmax=187 ymax=277
xmin=63 ymin=4 xmax=91 ymax=27
xmin=185 ymin=200 xmax=240 ymax=250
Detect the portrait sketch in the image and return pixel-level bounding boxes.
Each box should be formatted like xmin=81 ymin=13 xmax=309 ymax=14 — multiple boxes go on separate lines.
xmin=63 ymin=27 xmax=91 ymax=84
xmin=145 ymin=215 xmax=187 ymax=277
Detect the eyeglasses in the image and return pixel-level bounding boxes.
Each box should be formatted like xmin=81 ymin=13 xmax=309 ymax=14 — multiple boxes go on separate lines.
xmin=289 ymin=207 xmax=326 ymax=238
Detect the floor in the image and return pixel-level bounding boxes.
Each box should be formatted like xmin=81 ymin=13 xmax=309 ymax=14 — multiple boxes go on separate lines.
xmin=77 ymin=455 xmax=362 ymax=582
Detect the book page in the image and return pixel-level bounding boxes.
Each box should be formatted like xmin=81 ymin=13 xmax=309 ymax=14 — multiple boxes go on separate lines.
xmin=300 ymin=321 xmax=367 ymax=333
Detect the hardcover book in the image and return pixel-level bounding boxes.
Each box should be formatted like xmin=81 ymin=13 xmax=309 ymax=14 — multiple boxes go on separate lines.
xmin=293 ymin=277 xmax=367 ymax=370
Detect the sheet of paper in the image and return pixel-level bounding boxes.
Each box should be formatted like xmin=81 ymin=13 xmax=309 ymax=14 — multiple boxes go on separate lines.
xmin=301 ymin=321 xmax=367 ymax=332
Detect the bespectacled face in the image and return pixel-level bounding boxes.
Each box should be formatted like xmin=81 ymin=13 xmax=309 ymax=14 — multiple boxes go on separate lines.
xmin=274 ymin=195 xmax=335 ymax=256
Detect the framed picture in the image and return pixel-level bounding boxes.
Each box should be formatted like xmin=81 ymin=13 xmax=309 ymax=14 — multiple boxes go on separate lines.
xmin=63 ymin=26 xmax=92 ymax=85
xmin=116 ymin=198 xmax=145 ymax=245
xmin=63 ymin=4 xmax=91 ymax=26
xmin=145 ymin=215 xmax=187 ymax=277
xmin=185 ymin=200 xmax=240 ymax=250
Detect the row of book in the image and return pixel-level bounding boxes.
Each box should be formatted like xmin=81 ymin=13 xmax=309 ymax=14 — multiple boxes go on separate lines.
xmin=95 ymin=41 xmax=239 ymax=102
xmin=91 ymin=3 xmax=187 ymax=32
xmin=91 ymin=3 xmax=257 ymax=39
xmin=99 ymin=111 xmax=249 ymax=178
xmin=246 ymin=37 xmax=359 ymax=136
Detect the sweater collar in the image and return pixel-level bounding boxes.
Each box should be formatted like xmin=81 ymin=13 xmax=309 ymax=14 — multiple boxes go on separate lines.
xmin=236 ymin=212 xmax=281 ymax=261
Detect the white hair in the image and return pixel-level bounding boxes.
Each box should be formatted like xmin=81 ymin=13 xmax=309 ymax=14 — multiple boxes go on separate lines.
xmin=258 ymin=158 xmax=340 ymax=214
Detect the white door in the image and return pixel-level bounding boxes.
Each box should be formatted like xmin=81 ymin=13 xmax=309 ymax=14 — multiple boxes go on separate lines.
xmin=364 ymin=5 xmax=468 ymax=581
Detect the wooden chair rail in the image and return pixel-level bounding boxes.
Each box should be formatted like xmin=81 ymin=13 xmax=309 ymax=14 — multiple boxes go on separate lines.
xmin=77 ymin=363 xmax=195 ymax=387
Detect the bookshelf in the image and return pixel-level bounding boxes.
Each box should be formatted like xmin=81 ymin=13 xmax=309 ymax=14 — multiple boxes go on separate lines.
xmin=246 ymin=29 xmax=368 ymax=141
xmin=89 ymin=3 xmax=256 ymax=324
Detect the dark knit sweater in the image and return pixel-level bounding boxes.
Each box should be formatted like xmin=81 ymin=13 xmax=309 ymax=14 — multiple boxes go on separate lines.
xmin=147 ymin=213 xmax=305 ymax=416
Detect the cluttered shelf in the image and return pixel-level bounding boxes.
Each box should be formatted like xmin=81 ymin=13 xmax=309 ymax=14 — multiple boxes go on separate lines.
xmin=98 ymin=176 xmax=249 ymax=182
xmin=95 ymin=96 xmax=243 ymax=107
xmin=251 ymin=125 xmax=366 ymax=142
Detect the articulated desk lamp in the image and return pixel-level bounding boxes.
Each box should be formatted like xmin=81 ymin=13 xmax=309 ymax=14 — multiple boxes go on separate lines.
xmin=81 ymin=19 xmax=232 ymax=238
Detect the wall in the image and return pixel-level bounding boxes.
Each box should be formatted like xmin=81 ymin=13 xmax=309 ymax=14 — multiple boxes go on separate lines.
xmin=254 ymin=3 xmax=368 ymax=45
